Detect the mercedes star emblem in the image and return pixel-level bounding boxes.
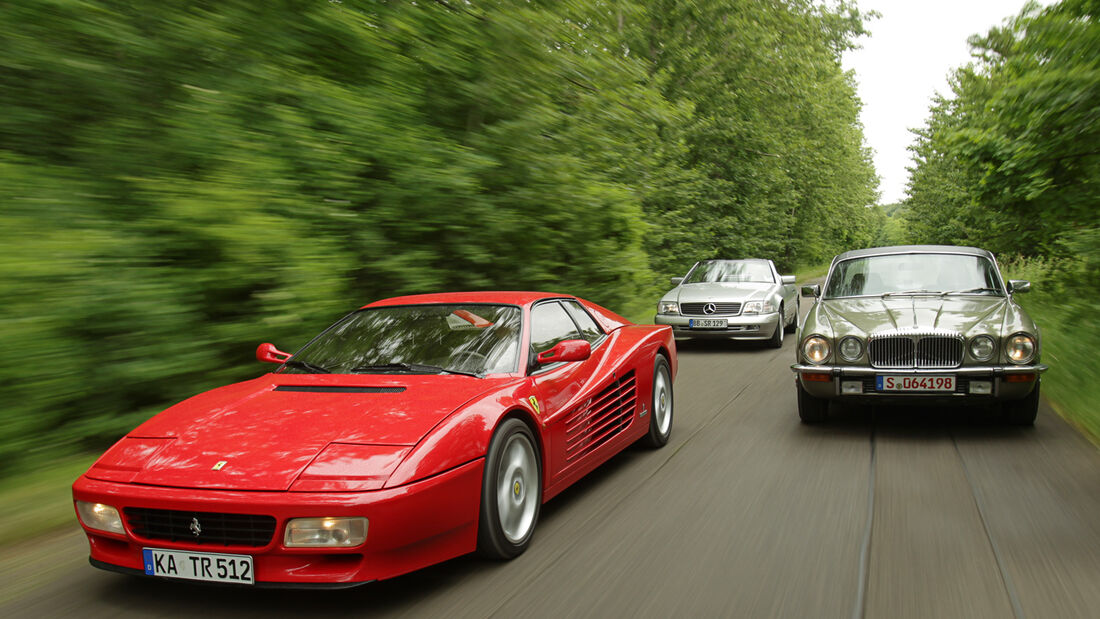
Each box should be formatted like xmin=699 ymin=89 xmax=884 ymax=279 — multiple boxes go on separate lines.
xmin=703 ymin=303 xmax=717 ymax=315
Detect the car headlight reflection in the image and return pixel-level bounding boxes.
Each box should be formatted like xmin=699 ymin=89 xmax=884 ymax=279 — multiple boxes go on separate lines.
xmin=284 ymin=517 xmax=368 ymax=548
xmin=1006 ymin=333 xmax=1036 ymax=364
xmin=75 ymin=501 xmax=126 ymax=535
xmin=838 ymin=336 xmax=863 ymax=362
xmin=802 ymin=336 xmax=831 ymax=364
xmin=969 ymin=335 xmax=996 ymax=362
xmin=658 ymin=301 xmax=679 ymax=315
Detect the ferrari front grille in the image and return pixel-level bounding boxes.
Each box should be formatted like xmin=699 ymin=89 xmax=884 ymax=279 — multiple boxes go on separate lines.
xmin=124 ymin=507 xmax=276 ymax=547
xmin=564 ymin=371 xmax=637 ymax=463
xmin=868 ymin=331 xmax=964 ymax=369
xmin=680 ymin=302 xmax=742 ymax=316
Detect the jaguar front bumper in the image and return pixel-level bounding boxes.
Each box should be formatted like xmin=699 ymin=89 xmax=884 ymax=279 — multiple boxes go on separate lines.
xmin=791 ymin=364 xmax=1048 ymax=401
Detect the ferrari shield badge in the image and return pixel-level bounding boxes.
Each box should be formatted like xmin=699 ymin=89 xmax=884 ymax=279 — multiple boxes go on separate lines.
xmin=528 ymin=396 xmax=541 ymax=415
xmin=212 ymin=460 xmax=227 ymax=471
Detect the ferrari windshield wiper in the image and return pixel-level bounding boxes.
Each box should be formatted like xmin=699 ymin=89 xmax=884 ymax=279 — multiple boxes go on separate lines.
xmin=284 ymin=359 xmax=331 ymax=374
xmin=351 ymin=362 xmax=482 ymax=378
xmin=941 ymin=287 xmax=1000 ymax=296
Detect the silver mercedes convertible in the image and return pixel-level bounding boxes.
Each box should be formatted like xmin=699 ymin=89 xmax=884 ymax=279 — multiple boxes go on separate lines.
xmin=654 ymin=259 xmax=799 ymax=347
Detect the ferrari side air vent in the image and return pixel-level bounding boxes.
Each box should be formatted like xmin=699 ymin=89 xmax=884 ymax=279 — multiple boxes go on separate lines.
xmin=273 ymin=386 xmax=406 ymax=394
xmin=564 ymin=370 xmax=637 ymax=463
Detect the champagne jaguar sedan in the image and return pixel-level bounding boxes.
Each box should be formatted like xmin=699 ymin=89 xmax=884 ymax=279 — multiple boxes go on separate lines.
xmin=654 ymin=259 xmax=799 ymax=347
xmin=791 ymin=245 xmax=1047 ymax=424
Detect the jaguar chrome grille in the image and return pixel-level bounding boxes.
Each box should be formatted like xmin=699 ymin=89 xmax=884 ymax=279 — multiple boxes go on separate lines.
xmin=124 ymin=507 xmax=276 ymax=547
xmin=868 ymin=330 xmax=964 ymax=369
xmin=564 ymin=370 xmax=637 ymax=463
xmin=681 ymin=302 xmax=742 ymax=316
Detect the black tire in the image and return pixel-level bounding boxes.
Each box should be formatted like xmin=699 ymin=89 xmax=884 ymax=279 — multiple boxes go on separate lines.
xmin=768 ymin=309 xmax=785 ymax=348
xmin=784 ymin=300 xmax=799 ymax=334
xmin=642 ymin=354 xmax=674 ymax=448
xmin=797 ymin=383 xmax=828 ymax=423
xmin=1003 ymin=380 xmax=1040 ymax=426
xmin=477 ymin=418 xmax=541 ymax=559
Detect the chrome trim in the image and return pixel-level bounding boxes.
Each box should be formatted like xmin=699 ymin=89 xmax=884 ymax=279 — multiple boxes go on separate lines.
xmin=867 ymin=329 xmax=964 ymax=369
xmin=790 ymin=364 xmax=1048 ymax=375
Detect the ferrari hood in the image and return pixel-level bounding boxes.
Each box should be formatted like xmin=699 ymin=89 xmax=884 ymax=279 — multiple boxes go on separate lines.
xmin=819 ymin=295 xmax=1008 ymax=336
xmin=673 ymin=282 xmax=773 ymax=303
xmin=87 ymin=374 xmax=503 ymax=491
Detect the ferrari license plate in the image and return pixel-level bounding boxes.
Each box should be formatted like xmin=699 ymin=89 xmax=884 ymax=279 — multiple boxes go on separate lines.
xmin=143 ymin=548 xmax=254 ymax=585
xmin=688 ymin=318 xmax=727 ymax=329
xmin=876 ymin=375 xmax=955 ymax=392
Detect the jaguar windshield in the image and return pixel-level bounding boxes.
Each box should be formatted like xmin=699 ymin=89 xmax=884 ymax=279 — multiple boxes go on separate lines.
xmin=824 ymin=253 xmax=1005 ymax=299
xmin=283 ymin=304 xmax=522 ymax=376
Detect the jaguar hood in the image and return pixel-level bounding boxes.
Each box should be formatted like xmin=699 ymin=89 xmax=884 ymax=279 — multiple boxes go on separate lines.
xmin=815 ymin=295 xmax=1010 ymax=338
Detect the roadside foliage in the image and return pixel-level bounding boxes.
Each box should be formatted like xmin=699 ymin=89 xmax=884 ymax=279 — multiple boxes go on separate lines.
xmin=0 ymin=0 xmax=876 ymax=474
xmin=903 ymin=0 xmax=1100 ymax=436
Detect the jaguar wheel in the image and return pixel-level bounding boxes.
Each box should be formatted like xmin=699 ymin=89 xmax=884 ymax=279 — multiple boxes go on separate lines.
xmin=1003 ymin=380 xmax=1040 ymax=426
xmin=477 ymin=418 xmax=541 ymax=559
xmin=642 ymin=354 xmax=673 ymax=448
xmin=797 ymin=383 xmax=828 ymax=423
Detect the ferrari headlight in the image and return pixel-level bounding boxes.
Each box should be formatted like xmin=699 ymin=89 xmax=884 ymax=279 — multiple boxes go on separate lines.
xmin=742 ymin=300 xmax=776 ymax=315
xmin=1006 ymin=333 xmax=1036 ymax=364
xmin=284 ymin=517 xmax=368 ymax=548
xmin=75 ymin=501 xmax=125 ymax=535
xmin=838 ymin=336 xmax=863 ymax=362
xmin=969 ymin=335 xmax=996 ymax=362
xmin=658 ymin=301 xmax=679 ymax=315
xmin=802 ymin=336 xmax=831 ymax=364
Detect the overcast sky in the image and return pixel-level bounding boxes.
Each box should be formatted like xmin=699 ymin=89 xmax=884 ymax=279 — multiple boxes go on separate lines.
xmin=842 ymin=0 xmax=1049 ymax=205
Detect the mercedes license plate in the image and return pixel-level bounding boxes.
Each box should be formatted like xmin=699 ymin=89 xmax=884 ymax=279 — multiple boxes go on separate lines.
xmin=143 ymin=548 xmax=254 ymax=585
xmin=876 ymin=375 xmax=955 ymax=392
xmin=688 ymin=318 xmax=727 ymax=329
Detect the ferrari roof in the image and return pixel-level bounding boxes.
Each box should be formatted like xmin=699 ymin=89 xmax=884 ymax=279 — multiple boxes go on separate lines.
xmin=362 ymin=291 xmax=573 ymax=309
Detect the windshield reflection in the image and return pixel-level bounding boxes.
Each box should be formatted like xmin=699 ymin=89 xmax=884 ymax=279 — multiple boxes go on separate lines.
xmin=685 ymin=260 xmax=774 ymax=284
xmin=284 ymin=304 xmax=522 ymax=375
xmin=824 ymin=253 xmax=1005 ymax=299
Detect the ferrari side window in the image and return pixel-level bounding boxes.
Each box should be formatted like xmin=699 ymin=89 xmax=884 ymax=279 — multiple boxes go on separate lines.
xmin=562 ymin=300 xmax=604 ymax=344
xmin=530 ymin=302 xmax=582 ymax=354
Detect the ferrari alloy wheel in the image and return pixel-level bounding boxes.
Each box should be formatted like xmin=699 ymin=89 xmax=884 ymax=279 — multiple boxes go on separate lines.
xmin=1003 ymin=380 xmax=1040 ymax=426
xmin=478 ymin=418 xmax=541 ymax=559
xmin=643 ymin=354 xmax=673 ymax=448
xmin=797 ymin=383 xmax=828 ymax=423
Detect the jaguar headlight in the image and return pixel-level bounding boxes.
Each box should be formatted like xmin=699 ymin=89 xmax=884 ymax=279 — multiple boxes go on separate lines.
xmin=969 ymin=335 xmax=996 ymax=362
xmin=284 ymin=517 xmax=368 ymax=548
xmin=802 ymin=336 xmax=831 ymax=364
xmin=1006 ymin=333 xmax=1036 ymax=364
xmin=75 ymin=501 xmax=125 ymax=535
xmin=658 ymin=301 xmax=679 ymax=315
xmin=838 ymin=336 xmax=863 ymax=362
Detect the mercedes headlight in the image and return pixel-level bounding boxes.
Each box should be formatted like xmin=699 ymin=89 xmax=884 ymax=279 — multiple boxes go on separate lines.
xmin=284 ymin=517 xmax=368 ymax=548
xmin=742 ymin=300 xmax=777 ymax=315
xmin=969 ymin=335 xmax=996 ymax=362
xmin=838 ymin=336 xmax=863 ymax=362
xmin=1006 ymin=333 xmax=1036 ymax=364
xmin=658 ymin=301 xmax=679 ymax=315
xmin=802 ymin=336 xmax=831 ymax=364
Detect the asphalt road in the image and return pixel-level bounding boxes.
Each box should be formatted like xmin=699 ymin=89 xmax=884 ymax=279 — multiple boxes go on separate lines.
xmin=5 ymin=316 xmax=1100 ymax=618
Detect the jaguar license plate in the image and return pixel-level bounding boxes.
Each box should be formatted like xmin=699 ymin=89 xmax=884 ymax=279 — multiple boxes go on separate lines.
xmin=876 ymin=375 xmax=955 ymax=392
xmin=688 ymin=318 xmax=727 ymax=329
xmin=143 ymin=548 xmax=254 ymax=585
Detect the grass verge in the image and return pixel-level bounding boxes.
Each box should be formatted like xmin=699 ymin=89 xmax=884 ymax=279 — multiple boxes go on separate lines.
xmin=0 ymin=454 xmax=96 ymax=547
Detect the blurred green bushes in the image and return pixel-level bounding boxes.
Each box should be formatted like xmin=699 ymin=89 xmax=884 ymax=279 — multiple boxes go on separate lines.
xmin=0 ymin=0 xmax=878 ymax=474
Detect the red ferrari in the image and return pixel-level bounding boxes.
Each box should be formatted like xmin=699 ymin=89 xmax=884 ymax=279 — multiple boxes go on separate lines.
xmin=73 ymin=292 xmax=676 ymax=587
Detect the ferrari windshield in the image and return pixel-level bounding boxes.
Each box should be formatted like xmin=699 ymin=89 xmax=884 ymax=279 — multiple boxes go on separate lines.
xmin=684 ymin=260 xmax=774 ymax=284
xmin=283 ymin=304 xmax=522 ymax=375
xmin=824 ymin=253 xmax=1006 ymax=299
